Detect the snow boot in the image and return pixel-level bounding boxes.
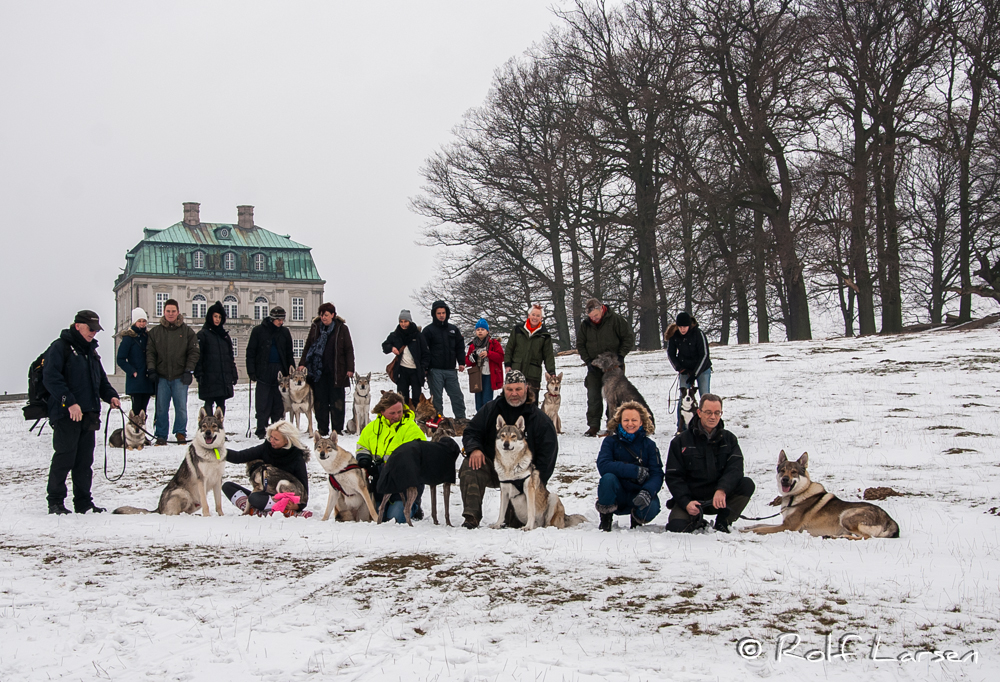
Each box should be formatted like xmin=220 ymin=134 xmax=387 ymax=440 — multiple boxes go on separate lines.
xmin=599 ymin=513 xmax=613 ymax=532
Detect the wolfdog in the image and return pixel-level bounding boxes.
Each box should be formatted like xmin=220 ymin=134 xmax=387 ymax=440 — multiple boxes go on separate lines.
xmin=246 ymin=459 xmax=308 ymax=504
xmin=344 ymin=372 xmax=372 ymax=435
xmin=277 ymin=372 xmax=292 ymax=420
xmin=286 ymin=365 xmax=314 ymax=436
xmin=591 ymin=352 xmax=655 ymax=432
xmin=109 ymin=409 xmax=150 ymax=450
xmin=491 ymin=415 xmax=586 ymax=530
xmin=541 ymin=372 xmax=564 ymax=434
xmin=745 ymin=451 xmax=900 ymax=539
xmin=314 ymin=432 xmax=378 ymax=522
xmin=375 ymin=419 xmax=461 ymax=526
xmin=113 ymin=408 xmax=228 ymax=516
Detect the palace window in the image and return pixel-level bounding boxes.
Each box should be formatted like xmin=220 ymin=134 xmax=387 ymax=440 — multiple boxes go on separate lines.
xmin=254 ymin=296 xmax=269 ymax=320
xmin=291 ymin=297 xmax=304 ymax=321
xmin=253 ymin=253 xmax=266 ymax=272
xmin=293 ymin=338 xmax=304 ymax=360
xmin=223 ymin=295 xmax=238 ymax=319
xmin=223 ymin=252 xmax=236 ymax=271
xmin=192 ymin=295 xmax=207 ymax=319
xmin=192 ymin=250 xmax=206 ymax=269
xmin=155 ymin=292 xmax=169 ymax=317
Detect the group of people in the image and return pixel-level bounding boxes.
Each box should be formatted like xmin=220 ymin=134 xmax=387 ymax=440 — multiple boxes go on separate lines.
xmin=42 ymin=302 xmax=754 ymax=536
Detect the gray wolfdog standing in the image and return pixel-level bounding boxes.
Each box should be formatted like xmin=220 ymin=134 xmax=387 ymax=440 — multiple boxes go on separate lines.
xmin=590 ymin=352 xmax=655 ymax=432
xmin=344 ymin=372 xmax=372 ymax=435
xmin=113 ymin=408 xmax=228 ymax=516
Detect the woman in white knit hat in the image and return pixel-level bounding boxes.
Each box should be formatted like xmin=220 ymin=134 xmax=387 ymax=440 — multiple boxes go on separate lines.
xmin=116 ymin=307 xmax=156 ymax=414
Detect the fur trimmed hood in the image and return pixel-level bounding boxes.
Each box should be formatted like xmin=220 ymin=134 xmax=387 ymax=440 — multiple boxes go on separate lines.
xmin=158 ymin=313 xmax=187 ymax=330
xmin=607 ymin=400 xmax=655 ymax=435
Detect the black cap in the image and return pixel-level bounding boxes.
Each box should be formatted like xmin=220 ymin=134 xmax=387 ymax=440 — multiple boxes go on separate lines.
xmin=270 ymin=306 xmax=286 ymax=320
xmin=676 ymin=312 xmax=692 ymax=327
xmin=74 ymin=310 xmax=103 ymax=332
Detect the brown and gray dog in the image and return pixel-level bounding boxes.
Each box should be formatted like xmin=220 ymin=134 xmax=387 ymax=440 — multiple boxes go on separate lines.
xmin=745 ymin=451 xmax=900 ymax=539
xmin=590 ymin=352 xmax=655 ymax=433
xmin=344 ymin=372 xmax=372 ymax=435
xmin=114 ymin=408 xmax=228 ymax=516
xmin=314 ymin=432 xmax=378 ymax=522
xmin=285 ymin=365 xmax=314 ymax=436
xmin=109 ymin=409 xmax=150 ymax=450
xmin=541 ymin=372 xmax=564 ymax=434
xmin=246 ymin=459 xmax=308 ymax=504
xmin=376 ymin=419 xmax=462 ymax=526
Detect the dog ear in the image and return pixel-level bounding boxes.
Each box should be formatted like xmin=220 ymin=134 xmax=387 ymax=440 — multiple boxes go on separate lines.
xmin=198 ymin=407 xmax=207 ymax=421
xmin=214 ymin=407 xmax=224 ymax=423
xmin=778 ymin=450 xmax=787 ymax=464
xmin=515 ymin=415 xmax=525 ymax=432
xmin=557 ymin=372 xmax=563 ymax=381
xmin=496 ymin=415 xmax=506 ymax=429
xmin=798 ymin=452 xmax=808 ymax=467
xmin=128 ymin=409 xmax=135 ymax=418
xmin=289 ymin=365 xmax=296 ymax=374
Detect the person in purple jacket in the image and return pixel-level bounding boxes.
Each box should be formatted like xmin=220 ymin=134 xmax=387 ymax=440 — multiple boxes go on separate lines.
xmin=595 ymin=401 xmax=663 ymax=531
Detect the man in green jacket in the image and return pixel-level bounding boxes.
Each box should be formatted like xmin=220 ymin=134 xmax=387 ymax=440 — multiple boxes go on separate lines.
xmin=146 ymin=299 xmax=200 ymax=445
xmin=576 ymin=298 xmax=635 ymax=437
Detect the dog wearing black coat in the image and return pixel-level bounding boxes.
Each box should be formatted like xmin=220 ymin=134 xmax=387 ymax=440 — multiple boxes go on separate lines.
xmin=376 ymin=420 xmax=461 ymax=526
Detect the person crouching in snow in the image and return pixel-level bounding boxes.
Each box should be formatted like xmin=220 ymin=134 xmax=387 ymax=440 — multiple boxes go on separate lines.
xmin=595 ymin=402 xmax=662 ymax=531
xmin=223 ymin=420 xmax=311 ymax=516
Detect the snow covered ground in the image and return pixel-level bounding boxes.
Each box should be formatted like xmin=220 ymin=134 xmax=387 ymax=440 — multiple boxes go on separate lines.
xmin=2 ymin=326 xmax=998 ymax=681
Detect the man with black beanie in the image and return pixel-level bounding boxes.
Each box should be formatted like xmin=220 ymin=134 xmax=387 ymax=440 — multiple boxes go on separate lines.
xmin=246 ymin=306 xmax=293 ymax=438
xmin=43 ymin=310 xmax=121 ymax=514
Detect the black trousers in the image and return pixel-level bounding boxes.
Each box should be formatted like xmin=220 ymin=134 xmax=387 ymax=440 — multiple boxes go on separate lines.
xmin=255 ymin=362 xmax=285 ymax=437
xmin=313 ymin=373 xmax=346 ymax=435
xmin=129 ymin=393 xmax=151 ymax=415
xmin=203 ymin=398 xmax=227 ymax=415
xmin=46 ymin=418 xmax=97 ymax=508
xmin=395 ymin=366 xmax=422 ymax=404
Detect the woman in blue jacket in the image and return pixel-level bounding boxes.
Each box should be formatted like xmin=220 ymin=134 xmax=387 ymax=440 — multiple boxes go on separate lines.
xmin=116 ymin=307 xmax=156 ymax=414
xmin=595 ymin=401 xmax=663 ymax=531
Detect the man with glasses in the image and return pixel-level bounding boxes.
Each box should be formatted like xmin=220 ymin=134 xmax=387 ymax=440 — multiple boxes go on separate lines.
xmin=663 ymin=393 xmax=754 ymax=533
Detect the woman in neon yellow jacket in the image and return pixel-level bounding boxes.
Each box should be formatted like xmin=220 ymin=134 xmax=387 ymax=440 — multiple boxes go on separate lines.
xmin=355 ymin=391 xmax=426 ymax=522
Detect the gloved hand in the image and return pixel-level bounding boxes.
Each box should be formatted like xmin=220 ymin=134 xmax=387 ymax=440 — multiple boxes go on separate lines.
xmin=247 ymin=373 xmax=257 ymax=382
xmin=146 ymin=369 xmax=159 ymax=383
xmin=181 ymin=371 xmax=193 ymax=386
xmin=632 ymin=490 xmax=652 ymax=510
xmin=356 ymin=452 xmax=373 ymax=470
xmin=635 ymin=466 xmax=649 ymax=485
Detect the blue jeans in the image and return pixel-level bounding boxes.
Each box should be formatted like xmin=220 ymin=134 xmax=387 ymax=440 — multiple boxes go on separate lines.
xmin=474 ymin=381 xmax=495 ymax=412
xmin=155 ymin=377 xmax=189 ymax=439
xmin=384 ymin=486 xmax=424 ymax=524
xmin=597 ymin=473 xmax=661 ymax=524
xmin=678 ymin=368 xmax=712 ymax=429
xmin=427 ymin=369 xmax=467 ymax=419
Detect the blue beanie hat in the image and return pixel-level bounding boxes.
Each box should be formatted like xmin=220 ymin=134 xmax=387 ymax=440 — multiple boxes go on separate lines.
xmin=475 ymin=317 xmax=489 ymax=331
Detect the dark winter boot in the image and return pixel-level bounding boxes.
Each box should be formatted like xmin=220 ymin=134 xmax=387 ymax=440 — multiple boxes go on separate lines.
xmin=48 ymin=503 xmax=71 ymax=515
xmin=631 ymin=513 xmax=643 ymax=529
xmin=75 ymin=502 xmax=106 ymax=514
xmin=599 ymin=513 xmax=613 ymax=532
xmin=713 ymin=509 xmax=731 ymax=533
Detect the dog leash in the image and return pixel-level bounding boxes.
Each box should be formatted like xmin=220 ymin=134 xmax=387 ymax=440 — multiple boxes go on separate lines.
xmin=666 ymin=373 xmax=679 ymax=412
xmin=103 ymin=405 xmax=128 ymax=482
xmin=245 ymin=380 xmax=255 ymax=438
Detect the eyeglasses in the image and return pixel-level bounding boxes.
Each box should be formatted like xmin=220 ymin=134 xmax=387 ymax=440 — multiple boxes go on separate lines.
xmin=700 ymin=410 xmax=722 ymax=417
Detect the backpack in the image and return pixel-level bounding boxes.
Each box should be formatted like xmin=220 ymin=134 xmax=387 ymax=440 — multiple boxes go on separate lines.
xmin=23 ymin=339 xmax=71 ymax=422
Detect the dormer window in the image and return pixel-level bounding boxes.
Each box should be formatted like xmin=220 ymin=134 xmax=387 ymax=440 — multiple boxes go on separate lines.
xmin=223 ymin=252 xmax=236 ymax=271
xmin=253 ymin=253 xmax=267 ymax=272
xmin=192 ymin=250 xmax=206 ymax=269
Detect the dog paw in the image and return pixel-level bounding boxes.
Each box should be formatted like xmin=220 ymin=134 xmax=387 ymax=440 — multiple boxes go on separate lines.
xmin=490 ymin=523 xmax=505 ymax=530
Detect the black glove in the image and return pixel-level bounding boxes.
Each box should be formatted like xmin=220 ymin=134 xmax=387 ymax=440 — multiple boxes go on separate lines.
xmin=181 ymin=371 xmax=193 ymax=386
xmin=146 ymin=369 xmax=159 ymax=383
xmin=247 ymin=373 xmax=257 ymax=382
xmin=356 ymin=452 xmax=373 ymax=470
xmin=632 ymin=490 xmax=652 ymax=510
xmin=635 ymin=466 xmax=649 ymax=485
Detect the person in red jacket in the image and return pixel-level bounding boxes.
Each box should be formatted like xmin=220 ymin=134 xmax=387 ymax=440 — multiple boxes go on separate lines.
xmin=465 ymin=318 xmax=504 ymax=412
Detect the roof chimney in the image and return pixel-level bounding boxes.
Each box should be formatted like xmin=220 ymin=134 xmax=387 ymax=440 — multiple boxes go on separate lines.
xmin=237 ymin=205 xmax=255 ymax=230
xmin=183 ymin=202 xmax=200 ymax=226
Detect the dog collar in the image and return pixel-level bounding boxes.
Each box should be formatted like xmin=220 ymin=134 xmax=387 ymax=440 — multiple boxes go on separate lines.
xmin=214 ymin=448 xmax=222 ymax=460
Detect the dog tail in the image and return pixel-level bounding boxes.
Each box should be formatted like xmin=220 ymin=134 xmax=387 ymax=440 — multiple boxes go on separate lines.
xmin=564 ymin=514 xmax=588 ymax=527
xmin=112 ymin=506 xmax=152 ymax=515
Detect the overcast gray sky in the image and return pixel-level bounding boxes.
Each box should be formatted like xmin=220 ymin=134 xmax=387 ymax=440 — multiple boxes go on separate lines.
xmin=0 ymin=1 xmax=565 ymax=392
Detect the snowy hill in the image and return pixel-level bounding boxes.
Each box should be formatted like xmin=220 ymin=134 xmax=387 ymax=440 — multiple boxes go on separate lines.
xmin=1 ymin=327 xmax=998 ymax=681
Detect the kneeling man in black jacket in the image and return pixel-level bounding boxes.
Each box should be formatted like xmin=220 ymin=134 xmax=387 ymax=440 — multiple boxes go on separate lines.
xmin=664 ymin=393 xmax=754 ymax=533
xmin=459 ymin=369 xmax=558 ymax=529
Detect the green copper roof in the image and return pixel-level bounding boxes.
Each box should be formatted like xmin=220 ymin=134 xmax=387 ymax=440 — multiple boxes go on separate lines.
xmin=115 ymin=222 xmax=323 ymax=287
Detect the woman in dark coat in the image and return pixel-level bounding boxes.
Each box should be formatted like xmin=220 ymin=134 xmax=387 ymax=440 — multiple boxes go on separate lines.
xmin=382 ymin=309 xmax=430 ymax=408
xmin=116 ymin=307 xmax=156 ymax=414
xmin=595 ymin=401 xmax=663 ymax=531
xmin=194 ymin=301 xmax=238 ymax=415
xmin=300 ymin=302 xmax=355 ymax=435
xmin=222 ymin=420 xmax=311 ymax=516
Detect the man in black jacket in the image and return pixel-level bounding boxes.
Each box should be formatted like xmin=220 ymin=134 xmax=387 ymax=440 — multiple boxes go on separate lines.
xmin=246 ymin=307 xmax=293 ymax=438
xmin=459 ymin=370 xmax=558 ymax=529
xmin=666 ymin=311 xmax=713 ymax=433
xmin=422 ymin=300 xmax=466 ymax=419
xmin=43 ymin=310 xmax=121 ymax=515
xmin=663 ymin=394 xmax=754 ymax=533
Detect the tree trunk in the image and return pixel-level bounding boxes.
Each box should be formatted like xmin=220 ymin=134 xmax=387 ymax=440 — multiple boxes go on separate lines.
xmin=753 ymin=209 xmax=770 ymax=343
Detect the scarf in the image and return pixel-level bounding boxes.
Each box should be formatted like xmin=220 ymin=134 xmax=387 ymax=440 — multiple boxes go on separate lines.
xmin=304 ymin=322 xmax=333 ymax=382
xmin=395 ymin=323 xmax=419 ymax=346
xmin=525 ymin=319 xmax=541 ymax=336
xmin=471 ymin=334 xmax=490 ymax=367
xmin=616 ymin=424 xmax=645 ymax=443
